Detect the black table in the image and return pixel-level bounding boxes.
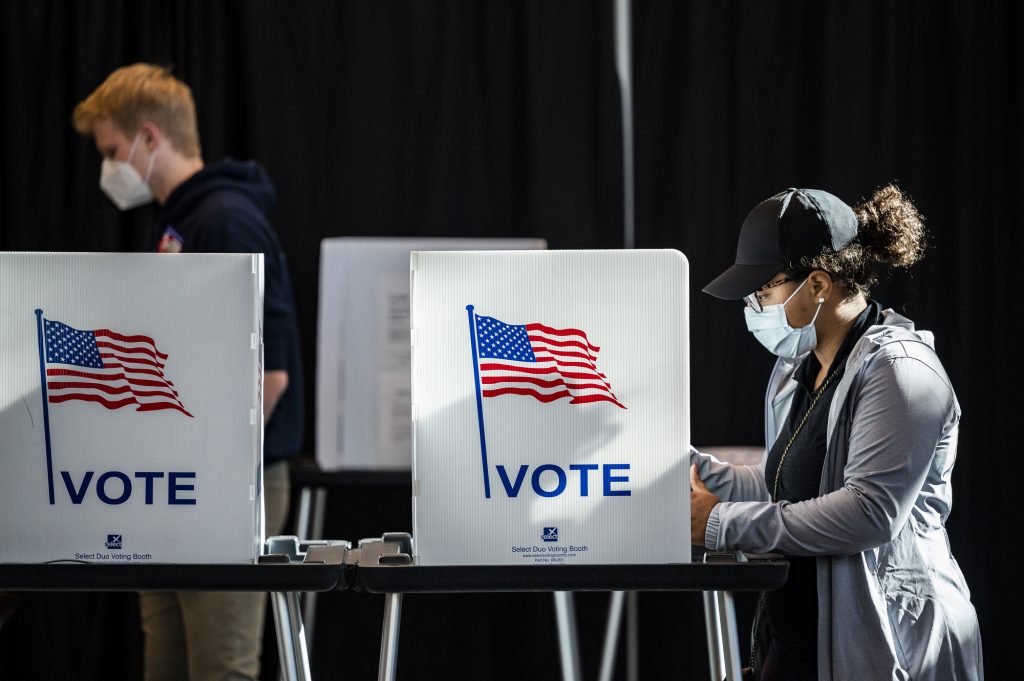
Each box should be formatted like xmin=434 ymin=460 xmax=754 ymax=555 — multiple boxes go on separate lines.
xmin=0 ymin=543 xmax=352 ymax=681
xmin=0 ymin=562 xmax=348 ymax=593
xmin=351 ymin=539 xmax=788 ymax=681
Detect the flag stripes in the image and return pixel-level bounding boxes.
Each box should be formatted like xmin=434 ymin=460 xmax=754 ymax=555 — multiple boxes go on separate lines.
xmin=473 ymin=313 xmax=625 ymax=409
xmin=42 ymin=319 xmax=192 ymax=417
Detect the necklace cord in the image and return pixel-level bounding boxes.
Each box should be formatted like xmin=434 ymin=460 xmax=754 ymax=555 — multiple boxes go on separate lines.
xmin=750 ymin=369 xmax=839 ymax=670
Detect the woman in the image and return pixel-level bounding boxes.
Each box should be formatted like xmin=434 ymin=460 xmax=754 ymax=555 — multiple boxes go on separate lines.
xmin=691 ymin=186 xmax=983 ymax=681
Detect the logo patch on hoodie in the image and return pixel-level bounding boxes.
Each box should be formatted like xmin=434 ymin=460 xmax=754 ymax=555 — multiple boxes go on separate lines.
xmin=157 ymin=226 xmax=184 ymax=254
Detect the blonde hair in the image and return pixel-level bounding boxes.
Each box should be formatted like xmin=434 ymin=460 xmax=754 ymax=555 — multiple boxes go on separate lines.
xmin=73 ymin=63 xmax=201 ymax=159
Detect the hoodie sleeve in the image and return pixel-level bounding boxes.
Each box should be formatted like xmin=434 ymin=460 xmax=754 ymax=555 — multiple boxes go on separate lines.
xmin=705 ymin=344 xmax=955 ymax=555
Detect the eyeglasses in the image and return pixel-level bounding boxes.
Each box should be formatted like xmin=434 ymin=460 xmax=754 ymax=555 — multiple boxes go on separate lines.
xmin=743 ymin=277 xmax=793 ymax=313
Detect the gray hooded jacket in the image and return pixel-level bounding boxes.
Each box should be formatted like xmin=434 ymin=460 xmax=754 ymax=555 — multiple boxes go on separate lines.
xmin=692 ymin=310 xmax=983 ymax=680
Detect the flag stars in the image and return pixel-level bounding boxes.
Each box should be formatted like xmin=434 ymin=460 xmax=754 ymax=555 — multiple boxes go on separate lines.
xmin=44 ymin=320 xmax=103 ymax=368
xmin=475 ymin=314 xmax=537 ymax=362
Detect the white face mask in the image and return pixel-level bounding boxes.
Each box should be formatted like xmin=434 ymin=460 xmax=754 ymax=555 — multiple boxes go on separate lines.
xmin=99 ymin=134 xmax=156 ymax=210
xmin=743 ymin=278 xmax=824 ymax=358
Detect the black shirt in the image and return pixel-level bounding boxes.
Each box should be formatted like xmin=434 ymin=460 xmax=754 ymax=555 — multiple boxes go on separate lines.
xmin=761 ymin=300 xmax=883 ymax=672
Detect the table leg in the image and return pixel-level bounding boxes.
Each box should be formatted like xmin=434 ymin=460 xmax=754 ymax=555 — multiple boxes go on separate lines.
xmin=598 ymin=590 xmax=626 ymax=681
xmin=715 ymin=590 xmax=742 ymax=681
xmin=378 ymin=592 xmax=403 ymax=681
xmin=311 ymin=486 xmax=327 ymax=538
xmin=703 ymin=591 xmax=726 ymax=681
xmin=553 ymin=591 xmax=582 ymax=681
xmin=296 ymin=486 xmax=313 ymax=539
xmin=300 ymin=487 xmax=328 ymax=655
xmin=626 ymin=591 xmax=639 ymax=681
xmin=271 ymin=591 xmax=312 ymax=681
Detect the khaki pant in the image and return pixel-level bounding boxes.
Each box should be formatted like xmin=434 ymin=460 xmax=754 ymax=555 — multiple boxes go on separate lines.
xmin=139 ymin=460 xmax=291 ymax=681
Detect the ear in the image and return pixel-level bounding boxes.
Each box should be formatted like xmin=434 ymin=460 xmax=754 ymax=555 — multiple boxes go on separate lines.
xmin=807 ymin=270 xmax=833 ymax=303
xmin=138 ymin=121 xmax=163 ymax=151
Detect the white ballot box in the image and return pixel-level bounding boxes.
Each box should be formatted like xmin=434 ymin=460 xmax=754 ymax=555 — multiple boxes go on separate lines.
xmin=0 ymin=253 xmax=264 ymax=564
xmin=316 ymin=237 xmax=545 ymax=471
xmin=410 ymin=249 xmax=690 ymax=565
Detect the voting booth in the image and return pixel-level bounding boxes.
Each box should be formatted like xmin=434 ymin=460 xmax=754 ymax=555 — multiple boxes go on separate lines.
xmin=0 ymin=253 xmax=264 ymax=564
xmin=410 ymin=249 xmax=690 ymax=565
xmin=316 ymin=237 xmax=545 ymax=471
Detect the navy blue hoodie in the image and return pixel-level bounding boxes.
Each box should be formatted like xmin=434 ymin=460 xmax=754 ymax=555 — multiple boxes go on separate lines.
xmin=152 ymin=159 xmax=303 ymax=461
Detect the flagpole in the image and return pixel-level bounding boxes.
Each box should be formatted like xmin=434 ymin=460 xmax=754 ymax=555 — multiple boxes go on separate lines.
xmin=34 ymin=309 xmax=56 ymax=505
xmin=466 ymin=305 xmax=491 ymax=499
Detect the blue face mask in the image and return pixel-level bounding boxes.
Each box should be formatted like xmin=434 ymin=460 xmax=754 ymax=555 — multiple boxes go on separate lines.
xmin=743 ymin=278 xmax=824 ymax=358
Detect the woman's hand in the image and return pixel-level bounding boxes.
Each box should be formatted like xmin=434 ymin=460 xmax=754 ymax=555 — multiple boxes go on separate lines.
xmin=690 ymin=463 xmax=720 ymax=548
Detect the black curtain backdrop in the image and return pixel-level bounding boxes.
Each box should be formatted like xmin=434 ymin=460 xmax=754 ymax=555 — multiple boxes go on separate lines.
xmin=0 ymin=1 xmax=1017 ymax=678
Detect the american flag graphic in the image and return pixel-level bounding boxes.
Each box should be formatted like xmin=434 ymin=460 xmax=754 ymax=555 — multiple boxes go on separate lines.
xmin=473 ymin=313 xmax=625 ymax=409
xmin=42 ymin=318 xmax=192 ymax=417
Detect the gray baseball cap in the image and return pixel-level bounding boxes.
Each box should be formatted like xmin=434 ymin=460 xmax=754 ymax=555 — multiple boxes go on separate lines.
xmin=703 ymin=188 xmax=859 ymax=300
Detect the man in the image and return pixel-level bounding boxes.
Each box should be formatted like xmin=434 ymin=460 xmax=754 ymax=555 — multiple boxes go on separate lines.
xmin=72 ymin=63 xmax=303 ymax=681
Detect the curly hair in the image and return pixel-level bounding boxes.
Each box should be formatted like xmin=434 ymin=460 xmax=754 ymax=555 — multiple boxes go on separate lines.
xmin=791 ymin=184 xmax=927 ymax=298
